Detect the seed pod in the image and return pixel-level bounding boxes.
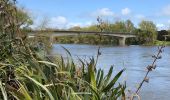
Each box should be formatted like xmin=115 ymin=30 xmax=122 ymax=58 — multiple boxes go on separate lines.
xmin=146 ymin=65 xmax=152 ymax=71
xmin=157 ymin=56 xmax=162 ymax=59
xmin=159 ymin=49 xmax=162 ymax=53
xmin=144 ymin=77 xmax=149 ymax=83
xmin=152 ymin=65 xmax=157 ymax=69
xmin=152 ymin=55 xmax=156 ymax=58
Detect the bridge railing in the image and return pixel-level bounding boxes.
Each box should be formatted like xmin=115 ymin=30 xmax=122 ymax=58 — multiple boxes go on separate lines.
xmin=29 ymin=30 xmax=136 ymax=35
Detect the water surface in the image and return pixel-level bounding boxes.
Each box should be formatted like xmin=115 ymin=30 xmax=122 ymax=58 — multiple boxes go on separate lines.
xmin=51 ymin=44 xmax=170 ymax=100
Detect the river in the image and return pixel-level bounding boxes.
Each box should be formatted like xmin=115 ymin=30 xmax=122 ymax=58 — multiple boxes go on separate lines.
xmin=51 ymin=44 xmax=170 ymax=100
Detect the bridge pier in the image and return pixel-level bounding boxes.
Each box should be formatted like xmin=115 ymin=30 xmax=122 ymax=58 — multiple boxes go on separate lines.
xmin=118 ymin=37 xmax=126 ymax=46
xmin=50 ymin=35 xmax=54 ymax=46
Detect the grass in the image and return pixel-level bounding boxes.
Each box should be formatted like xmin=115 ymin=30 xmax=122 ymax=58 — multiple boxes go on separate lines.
xmin=154 ymin=40 xmax=170 ymax=46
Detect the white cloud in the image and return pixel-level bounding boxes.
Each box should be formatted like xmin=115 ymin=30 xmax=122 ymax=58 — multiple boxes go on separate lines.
xmin=50 ymin=16 xmax=68 ymax=25
xmin=162 ymin=5 xmax=170 ymax=16
xmin=121 ymin=8 xmax=131 ymax=15
xmin=156 ymin=23 xmax=170 ymax=30
xmin=92 ymin=8 xmax=115 ymax=17
xmin=30 ymin=15 xmax=94 ymax=29
xmin=156 ymin=23 xmax=165 ymax=29
xmin=168 ymin=20 xmax=170 ymax=23
xmin=66 ymin=21 xmax=93 ymax=28
xmin=49 ymin=16 xmax=68 ymax=28
xmin=48 ymin=16 xmax=93 ymax=29
xmin=135 ymin=14 xmax=145 ymax=20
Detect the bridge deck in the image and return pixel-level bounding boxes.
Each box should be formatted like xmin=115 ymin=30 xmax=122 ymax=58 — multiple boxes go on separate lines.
xmin=31 ymin=30 xmax=136 ymax=35
xmin=29 ymin=30 xmax=136 ymax=38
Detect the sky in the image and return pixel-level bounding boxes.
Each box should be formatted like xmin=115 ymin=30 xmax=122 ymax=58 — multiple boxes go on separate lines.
xmin=17 ymin=0 xmax=170 ymax=30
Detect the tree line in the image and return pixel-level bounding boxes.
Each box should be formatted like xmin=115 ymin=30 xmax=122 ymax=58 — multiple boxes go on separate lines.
xmin=69 ymin=19 xmax=163 ymax=45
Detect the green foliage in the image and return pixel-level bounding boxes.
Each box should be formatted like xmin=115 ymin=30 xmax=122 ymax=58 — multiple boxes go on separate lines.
xmin=81 ymin=25 xmax=101 ymax=32
xmin=103 ymin=20 xmax=135 ymax=33
xmin=157 ymin=30 xmax=170 ymax=41
xmin=125 ymin=20 xmax=135 ymax=32
xmin=54 ymin=35 xmax=118 ymax=45
xmin=69 ymin=26 xmax=82 ymax=31
xmin=17 ymin=8 xmax=33 ymax=29
xmin=139 ymin=20 xmax=157 ymax=33
xmin=80 ymin=19 xmax=135 ymax=33
xmin=109 ymin=21 xmax=127 ymax=32
xmin=154 ymin=40 xmax=170 ymax=46
xmin=135 ymin=20 xmax=158 ymax=44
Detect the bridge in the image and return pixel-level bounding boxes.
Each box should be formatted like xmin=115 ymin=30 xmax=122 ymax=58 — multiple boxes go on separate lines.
xmin=28 ymin=30 xmax=137 ymax=46
xmin=163 ymin=35 xmax=170 ymax=41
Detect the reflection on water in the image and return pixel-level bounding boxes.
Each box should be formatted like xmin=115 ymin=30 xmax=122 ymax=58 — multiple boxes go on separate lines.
xmin=51 ymin=44 xmax=170 ymax=100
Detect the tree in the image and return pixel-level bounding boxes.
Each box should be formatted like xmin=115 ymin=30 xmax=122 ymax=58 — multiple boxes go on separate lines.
xmin=106 ymin=21 xmax=126 ymax=32
xmin=125 ymin=19 xmax=134 ymax=32
xmin=138 ymin=20 xmax=157 ymax=44
xmin=157 ymin=30 xmax=169 ymax=41
xmin=114 ymin=21 xmax=126 ymax=32
xmin=37 ymin=16 xmax=49 ymax=30
xmin=0 ymin=1 xmax=33 ymax=34
xmin=139 ymin=20 xmax=157 ymax=32
xmin=17 ymin=8 xmax=33 ymax=29
xmin=81 ymin=25 xmax=100 ymax=31
xmin=69 ymin=26 xmax=81 ymax=31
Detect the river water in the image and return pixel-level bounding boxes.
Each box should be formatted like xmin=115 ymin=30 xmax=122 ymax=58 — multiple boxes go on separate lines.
xmin=51 ymin=44 xmax=170 ymax=100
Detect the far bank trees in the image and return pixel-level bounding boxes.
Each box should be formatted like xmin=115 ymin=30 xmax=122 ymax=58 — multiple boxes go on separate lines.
xmin=137 ymin=20 xmax=157 ymax=44
xmin=67 ymin=19 xmax=158 ymax=45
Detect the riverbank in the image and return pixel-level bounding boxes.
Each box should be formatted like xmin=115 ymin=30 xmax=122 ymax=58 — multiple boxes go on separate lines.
xmin=54 ymin=35 xmax=170 ymax=46
xmin=154 ymin=40 xmax=170 ymax=46
xmin=54 ymin=35 xmax=138 ymax=45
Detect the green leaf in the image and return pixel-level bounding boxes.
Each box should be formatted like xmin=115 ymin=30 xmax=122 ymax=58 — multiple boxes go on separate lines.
xmin=96 ymin=69 xmax=101 ymax=85
xmin=85 ymin=82 xmax=100 ymax=100
xmin=97 ymin=70 xmax=104 ymax=89
xmin=61 ymin=46 xmax=72 ymax=57
xmin=38 ymin=61 xmax=58 ymax=67
xmin=0 ymin=80 xmax=8 ymax=100
xmin=25 ymin=75 xmax=54 ymax=100
xmin=102 ymin=69 xmax=124 ymax=92
xmin=104 ymin=66 xmax=114 ymax=85
xmin=16 ymin=83 xmax=32 ymax=100
xmin=7 ymin=82 xmax=32 ymax=100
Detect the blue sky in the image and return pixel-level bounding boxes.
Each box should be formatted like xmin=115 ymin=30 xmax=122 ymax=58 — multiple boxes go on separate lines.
xmin=17 ymin=0 xmax=170 ymax=30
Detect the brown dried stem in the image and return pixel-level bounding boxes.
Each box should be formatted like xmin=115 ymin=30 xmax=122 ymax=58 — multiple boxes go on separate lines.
xmin=135 ymin=45 xmax=165 ymax=94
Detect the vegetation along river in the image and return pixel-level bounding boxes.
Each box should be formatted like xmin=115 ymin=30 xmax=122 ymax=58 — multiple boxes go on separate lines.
xmin=51 ymin=44 xmax=170 ymax=100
